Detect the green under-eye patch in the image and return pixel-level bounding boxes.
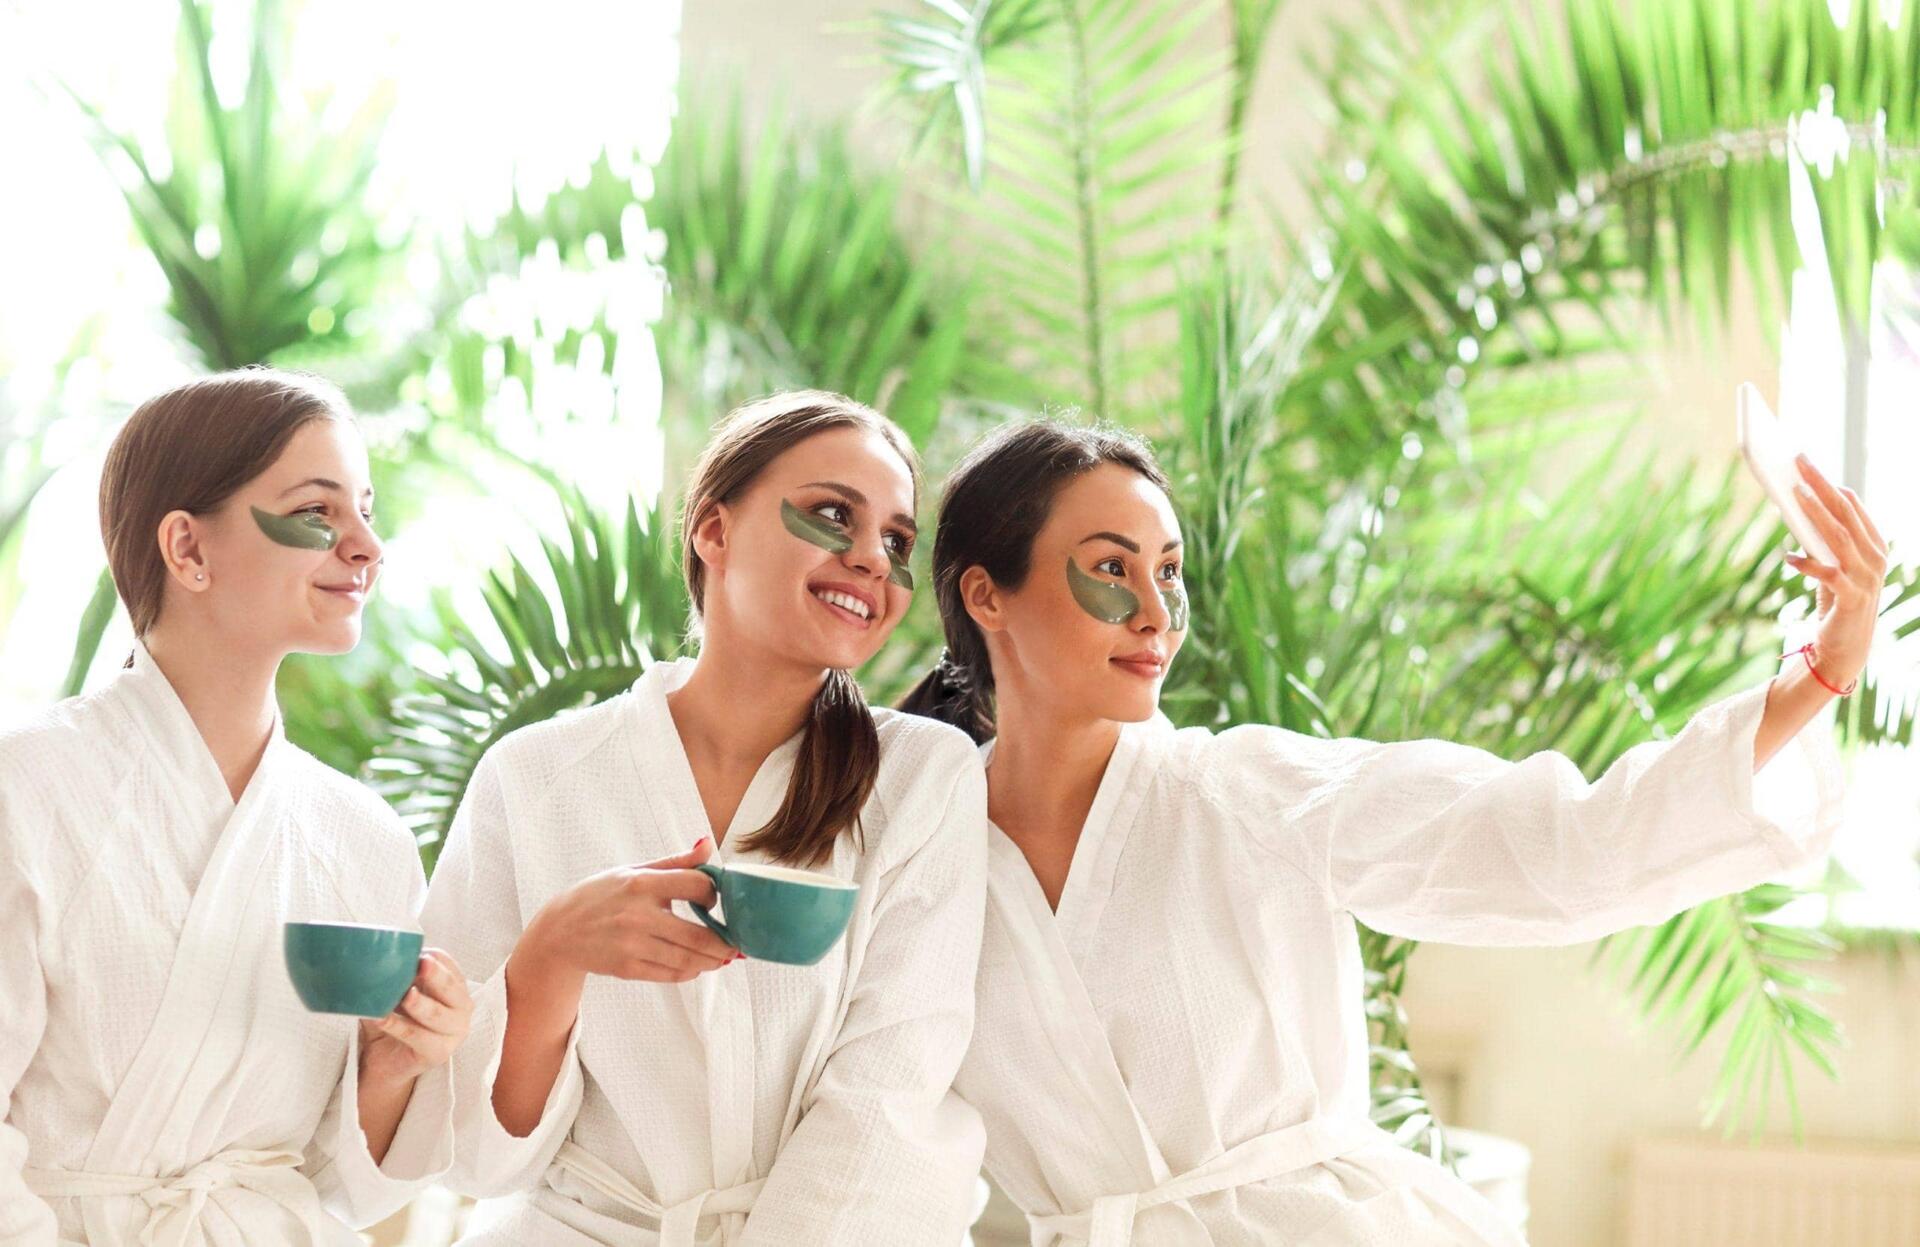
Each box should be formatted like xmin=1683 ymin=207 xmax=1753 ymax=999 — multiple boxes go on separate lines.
xmin=781 ymin=499 xmax=853 ymax=554
xmin=887 ymin=550 xmax=914 ymax=591
xmin=1160 ymin=581 xmax=1190 ymax=631
xmin=251 ymin=506 xmax=339 ymax=551
xmin=1066 ymin=556 xmax=1140 ymax=624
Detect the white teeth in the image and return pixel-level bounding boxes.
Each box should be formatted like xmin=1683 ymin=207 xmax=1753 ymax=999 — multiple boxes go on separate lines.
xmin=814 ymin=589 xmax=871 ymax=620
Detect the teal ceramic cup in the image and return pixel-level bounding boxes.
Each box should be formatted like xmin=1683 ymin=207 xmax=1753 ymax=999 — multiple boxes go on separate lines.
xmin=283 ymin=921 xmax=423 ymax=1017
xmin=691 ymin=862 xmax=858 ymax=966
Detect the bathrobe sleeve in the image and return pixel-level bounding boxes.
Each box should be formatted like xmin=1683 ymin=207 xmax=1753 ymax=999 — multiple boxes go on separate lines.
xmin=1207 ymin=678 xmax=1846 ymax=945
xmin=420 ymin=747 xmax=587 ymax=1197
xmin=740 ymin=733 xmax=990 ymax=1246
xmin=0 ymin=781 xmax=62 ymax=1246
xmin=304 ymin=783 xmax=456 ymax=1227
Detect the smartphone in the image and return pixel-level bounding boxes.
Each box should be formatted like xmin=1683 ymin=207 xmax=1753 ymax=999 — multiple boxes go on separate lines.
xmin=1736 ymin=382 xmax=1836 ymax=566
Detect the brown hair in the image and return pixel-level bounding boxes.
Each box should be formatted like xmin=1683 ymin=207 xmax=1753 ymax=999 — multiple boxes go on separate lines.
xmin=99 ymin=367 xmax=350 ymax=643
xmin=681 ymin=389 xmax=921 ymax=867
xmin=897 ymin=419 xmax=1168 ymax=741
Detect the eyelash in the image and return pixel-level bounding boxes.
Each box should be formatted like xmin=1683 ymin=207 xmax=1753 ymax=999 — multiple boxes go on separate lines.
xmin=813 ymin=502 xmax=913 ymax=556
xmin=298 ymin=504 xmax=375 ymax=522
xmin=1096 ymin=557 xmax=1182 ymax=580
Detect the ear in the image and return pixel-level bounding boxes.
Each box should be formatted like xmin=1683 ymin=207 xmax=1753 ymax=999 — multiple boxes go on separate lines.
xmin=958 ymin=564 xmax=1007 ymax=634
xmin=689 ymin=500 xmax=731 ymax=577
xmin=156 ymin=510 xmax=212 ymax=593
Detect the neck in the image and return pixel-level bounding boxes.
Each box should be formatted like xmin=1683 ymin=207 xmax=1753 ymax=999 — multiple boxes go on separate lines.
xmin=669 ymin=638 xmax=824 ymax=772
xmin=987 ymin=680 xmax=1121 ymax=846
xmin=141 ymin=625 xmax=282 ymax=800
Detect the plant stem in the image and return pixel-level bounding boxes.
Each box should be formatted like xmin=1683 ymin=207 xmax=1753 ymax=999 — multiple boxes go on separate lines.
xmin=1060 ymin=0 xmax=1110 ymax=421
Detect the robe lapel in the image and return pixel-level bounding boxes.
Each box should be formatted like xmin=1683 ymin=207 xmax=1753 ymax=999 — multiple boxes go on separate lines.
xmin=84 ymin=645 xmax=299 ymax=1180
xmin=1050 ymin=720 xmax=1166 ymax=960
xmin=624 ymin=659 xmax=805 ymax=1196
xmin=983 ymin=718 xmax=1177 ymax=1208
xmin=987 ymin=831 xmax=1171 ymax=1200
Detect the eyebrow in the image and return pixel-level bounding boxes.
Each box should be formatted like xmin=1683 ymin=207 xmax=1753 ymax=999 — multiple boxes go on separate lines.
xmin=278 ymin=477 xmax=374 ymax=500
xmin=1079 ymin=531 xmax=1181 ymax=553
xmin=799 ymin=480 xmax=918 ymax=534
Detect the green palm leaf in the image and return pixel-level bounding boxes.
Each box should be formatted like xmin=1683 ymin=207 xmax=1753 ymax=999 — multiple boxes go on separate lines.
xmin=369 ymin=487 xmax=689 ymax=870
xmin=58 ymin=0 xmax=400 ymax=372
xmin=649 ymin=93 xmax=990 ymax=442
xmin=882 ymin=0 xmax=1233 ymax=421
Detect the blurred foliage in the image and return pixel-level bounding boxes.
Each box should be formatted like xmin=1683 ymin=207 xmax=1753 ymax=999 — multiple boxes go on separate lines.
xmin=880 ymin=0 xmax=1918 ymax=1143
xmin=62 ymin=0 xmax=401 ymax=373
xmin=26 ymin=0 xmax=1919 ymax=1157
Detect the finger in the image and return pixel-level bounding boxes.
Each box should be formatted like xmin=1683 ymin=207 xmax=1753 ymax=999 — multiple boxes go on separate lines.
xmin=373 ymin=1010 xmax=433 ymax=1051
xmin=1792 ymin=481 xmax=1858 ymax=564
xmin=640 ymin=838 xmax=714 ymax=871
xmin=618 ymin=955 xmax=716 ymax=984
xmin=1794 ymin=459 xmax=1864 ymax=556
xmin=412 ymin=951 xmax=469 ymax=1007
xmin=1782 ymin=552 xmax=1842 ymax=582
xmin=396 ymin=986 xmax=454 ymax=1034
xmin=641 ymin=915 xmax=736 ymax=967
xmin=647 ymin=868 xmax=721 ymax=908
xmin=1836 ymin=486 xmax=1889 ymax=555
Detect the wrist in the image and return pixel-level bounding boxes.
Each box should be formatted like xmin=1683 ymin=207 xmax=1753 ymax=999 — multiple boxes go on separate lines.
xmin=1782 ymin=642 xmax=1859 ymax=697
xmin=507 ymin=913 xmax=587 ymax=1037
xmin=358 ymin=1031 xmax=423 ymax=1089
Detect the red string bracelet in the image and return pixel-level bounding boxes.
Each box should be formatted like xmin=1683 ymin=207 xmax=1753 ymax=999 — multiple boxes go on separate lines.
xmin=1779 ymin=643 xmax=1858 ymax=696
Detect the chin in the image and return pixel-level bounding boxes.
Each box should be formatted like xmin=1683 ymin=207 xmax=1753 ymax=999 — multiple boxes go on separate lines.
xmin=301 ymin=624 xmax=362 ymax=656
xmin=1095 ymin=675 xmax=1162 ymax=724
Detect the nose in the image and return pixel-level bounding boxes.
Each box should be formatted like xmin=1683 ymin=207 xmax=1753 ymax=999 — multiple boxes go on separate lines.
xmin=842 ymin=524 xmax=887 ymax=581
xmin=1133 ymin=575 xmax=1170 ymax=634
xmin=334 ymin=512 xmax=384 ymax=568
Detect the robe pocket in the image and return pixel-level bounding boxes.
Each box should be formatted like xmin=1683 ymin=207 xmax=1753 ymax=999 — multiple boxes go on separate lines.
xmin=1297 ymin=1186 xmax=1500 ymax=1246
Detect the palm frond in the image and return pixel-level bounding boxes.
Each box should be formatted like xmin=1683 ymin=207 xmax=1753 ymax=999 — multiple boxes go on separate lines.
xmin=59 ymin=0 xmax=399 ymax=371
xmin=368 ymin=487 xmax=689 ymax=870
xmin=877 ymin=0 xmax=1055 ymax=188
xmin=1596 ymin=885 xmax=1842 ymax=1139
xmin=649 ymin=92 xmax=990 ymax=442
xmin=1361 ymin=926 xmax=1457 ymax=1163
xmin=1839 ymin=560 xmax=1920 ymax=748
xmin=882 ymin=0 xmax=1234 ymax=421
xmin=1306 ymin=0 xmax=1920 ymax=417
xmin=62 ymin=570 xmax=119 ymax=699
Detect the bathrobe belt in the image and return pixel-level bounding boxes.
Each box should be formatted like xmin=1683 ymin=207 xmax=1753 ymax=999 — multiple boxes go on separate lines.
xmin=1028 ymin=1116 xmax=1386 ymax=1247
xmin=552 ymin=1140 xmax=766 ymax=1247
xmin=24 ymin=1148 xmax=318 ymax=1247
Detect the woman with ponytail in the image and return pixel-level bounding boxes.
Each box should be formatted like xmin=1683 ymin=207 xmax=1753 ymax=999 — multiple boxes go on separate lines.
xmin=906 ymin=419 xmax=1870 ymax=1244
xmin=422 ymin=391 xmax=989 ymax=1244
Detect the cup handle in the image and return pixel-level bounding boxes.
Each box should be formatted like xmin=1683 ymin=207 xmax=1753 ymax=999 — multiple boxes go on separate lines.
xmin=689 ymin=862 xmax=736 ymax=948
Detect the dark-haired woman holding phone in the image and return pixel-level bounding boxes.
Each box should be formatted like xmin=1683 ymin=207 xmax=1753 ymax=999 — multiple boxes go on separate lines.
xmin=0 ymin=369 xmax=468 ymax=1246
xmin=422 ymin=391 xmax=989 ymax=1245
xmin=901 ymin=419 xmax=1875 ymax=1245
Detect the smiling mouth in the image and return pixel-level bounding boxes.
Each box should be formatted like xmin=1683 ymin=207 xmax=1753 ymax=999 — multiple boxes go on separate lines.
xmin=812 ymin=588 xmax=874 ymax=626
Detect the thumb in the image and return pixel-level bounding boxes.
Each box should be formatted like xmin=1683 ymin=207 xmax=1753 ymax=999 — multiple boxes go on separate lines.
xmin=642 ymin=836 xmax=713 ymax=871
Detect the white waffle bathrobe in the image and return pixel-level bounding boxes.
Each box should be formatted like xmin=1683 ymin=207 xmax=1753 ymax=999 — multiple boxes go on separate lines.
xmin=0 ymin=641 xmax=452 ymax=1246
xmin=421 ymin=656 xmax=989 ymax=1246
xmin=957 ymin=680 xmax=1845 ymax=1246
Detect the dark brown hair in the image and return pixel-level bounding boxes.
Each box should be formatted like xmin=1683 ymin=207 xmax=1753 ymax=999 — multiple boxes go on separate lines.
xmin=897 ymin=419 xmax=1168 ymax=741
xmin=681 ymin=389 xmax=920 ymax=867
xmin=99 ymin=367 xmax=350 ymax=644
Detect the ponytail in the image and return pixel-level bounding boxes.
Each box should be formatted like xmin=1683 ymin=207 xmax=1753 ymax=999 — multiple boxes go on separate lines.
xmin=735 ymin=667 xmax=875 ymax=866
xmin=896 ymin=648 xmax=991 ymax=743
